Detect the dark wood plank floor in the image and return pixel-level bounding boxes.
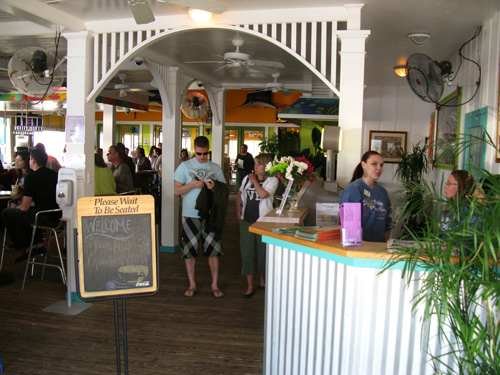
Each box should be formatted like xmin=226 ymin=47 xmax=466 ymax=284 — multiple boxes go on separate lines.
xmin=0 ymin=194 xmax=265 ymax=375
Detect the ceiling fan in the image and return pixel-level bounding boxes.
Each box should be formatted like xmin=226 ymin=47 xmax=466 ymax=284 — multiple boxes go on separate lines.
xmin=128 ymin=0 xmax=227 ymax=24
xmin=105 ymin=73 xmax=154 ymax=97
xmin=186 ymin=35 xmax=285 ymax=73
xmin=248 ymin=72 xmax=311 ymax=96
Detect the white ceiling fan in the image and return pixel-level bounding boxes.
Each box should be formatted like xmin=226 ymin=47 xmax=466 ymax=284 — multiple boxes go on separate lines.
xmin=128 ymin=0 xmax=227 ymax=24
xmin=248 ymin=72 xmax=311 ymax=96
xmin=185 ymin=35 xmax=285 ymax=73
xmin=105 ymin=73 xmax=154 ymax=97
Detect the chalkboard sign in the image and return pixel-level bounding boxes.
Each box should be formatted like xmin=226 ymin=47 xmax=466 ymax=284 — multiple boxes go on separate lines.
xmin=76 ymin=195 xmax=158 ymax=299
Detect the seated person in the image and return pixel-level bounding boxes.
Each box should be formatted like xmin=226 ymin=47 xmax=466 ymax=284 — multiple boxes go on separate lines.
xmin=134 ymin=147 xmax=151 ymax=171
xmin=95 ymin=153 xmax=116 ymax=195
xmin=0 ymin=150 xmax=31 ymax=191
xmin=107 ymin=145 xmax=134 ymax=193
xmin=1 ymin=148 xmax=61 ymax=263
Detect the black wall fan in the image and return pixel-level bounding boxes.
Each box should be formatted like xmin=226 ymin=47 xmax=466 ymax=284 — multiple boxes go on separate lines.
xmin=406 ymin=53 xmax=452 ymax=103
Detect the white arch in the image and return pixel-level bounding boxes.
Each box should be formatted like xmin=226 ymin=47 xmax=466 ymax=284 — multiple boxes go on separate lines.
xmin=87 ymin=24 xmax=341 ymax=104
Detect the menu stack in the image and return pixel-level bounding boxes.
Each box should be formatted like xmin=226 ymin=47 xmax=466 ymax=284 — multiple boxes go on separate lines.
xmin=294 ymin=226 xmax=341 ymax=241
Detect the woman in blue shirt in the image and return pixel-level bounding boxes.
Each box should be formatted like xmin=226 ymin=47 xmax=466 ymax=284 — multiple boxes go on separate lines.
xmin=339 ymin=151 xmax=392 ymax=242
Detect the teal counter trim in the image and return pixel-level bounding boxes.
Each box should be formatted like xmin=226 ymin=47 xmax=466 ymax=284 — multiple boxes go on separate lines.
xmin=262 ymin=235 xmax=426 ymax=271
xmin=160 ymin=245 xmax=180 ymax=253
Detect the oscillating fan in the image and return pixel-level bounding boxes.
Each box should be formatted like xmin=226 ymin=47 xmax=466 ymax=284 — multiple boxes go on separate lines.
xmin=406 ymin=53 xmax=452 ymax=103
xmin=8 ymin=47 xmax=63 ymax=98
xmin=181 ymin=92 xmax=209 ymax=119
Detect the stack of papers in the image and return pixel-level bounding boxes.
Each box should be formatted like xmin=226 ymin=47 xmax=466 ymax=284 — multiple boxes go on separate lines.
xmin=295 ymin=226 xmax=341 ymax=241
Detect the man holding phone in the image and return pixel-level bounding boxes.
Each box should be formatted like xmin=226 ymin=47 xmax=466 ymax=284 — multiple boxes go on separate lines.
xmin=173 ymin=136 xmax=226 ymax=298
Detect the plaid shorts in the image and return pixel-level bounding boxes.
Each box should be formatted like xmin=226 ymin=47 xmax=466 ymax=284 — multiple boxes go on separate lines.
xmin=180 ymin=217 xmax=223 ymax=259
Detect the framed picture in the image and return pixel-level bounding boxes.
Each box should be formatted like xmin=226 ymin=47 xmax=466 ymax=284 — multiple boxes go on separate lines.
xmin=369 ymin=131 xmax=408 ymax=163
xmin=435 ymin=88 xmax=462 ymax=170
xmin=497 ymin=69 xmax=500 ymax=162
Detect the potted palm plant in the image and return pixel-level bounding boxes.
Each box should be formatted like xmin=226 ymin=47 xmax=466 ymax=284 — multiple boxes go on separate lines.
xmin=384 ymin=135 xmax=500 ymax=374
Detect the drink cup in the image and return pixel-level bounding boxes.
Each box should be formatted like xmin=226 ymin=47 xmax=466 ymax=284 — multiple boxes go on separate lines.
xmin=11 ymin=185 xmax=19 ymax=195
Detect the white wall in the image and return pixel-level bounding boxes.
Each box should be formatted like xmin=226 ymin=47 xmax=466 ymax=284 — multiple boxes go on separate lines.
xmin=362 ymin=10 xmax=500 ymax=203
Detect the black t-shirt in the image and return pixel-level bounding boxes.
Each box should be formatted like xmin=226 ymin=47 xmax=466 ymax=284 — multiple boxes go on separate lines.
xmin=23 ymin=167 xmax=61 ymax=220
xmin=243 ymin=180 xmax=262 ymax=223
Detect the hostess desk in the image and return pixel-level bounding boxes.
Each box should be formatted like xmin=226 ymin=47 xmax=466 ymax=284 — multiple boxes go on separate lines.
xmin=250 ymin=215 xmax=452 ymax=375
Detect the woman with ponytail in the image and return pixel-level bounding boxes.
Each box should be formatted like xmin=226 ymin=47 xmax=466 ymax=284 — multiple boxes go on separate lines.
xmin=339 ymin=151 xmax=392 ymax=242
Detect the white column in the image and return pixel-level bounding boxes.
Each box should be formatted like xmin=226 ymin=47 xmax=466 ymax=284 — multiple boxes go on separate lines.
xmin=337 ymin=30 xmax=370 ymax=188
xmin=102 ymin=104 xmax=116 ymax=151
xmin=64 ymin=31 xmax=95 ymax=301
xmin=206 ymin=88 xmax=226 ymax=168
xmin=161 ymin=67 xmax=182 ymax=248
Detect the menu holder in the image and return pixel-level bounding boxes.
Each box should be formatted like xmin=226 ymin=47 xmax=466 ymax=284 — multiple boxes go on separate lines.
xmin=340 ymin=202 xmax=362 ymax=246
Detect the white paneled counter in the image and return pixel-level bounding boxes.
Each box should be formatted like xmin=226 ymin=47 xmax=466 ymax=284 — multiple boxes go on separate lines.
xmin=250 ymin=222 xmax=455 ymax=375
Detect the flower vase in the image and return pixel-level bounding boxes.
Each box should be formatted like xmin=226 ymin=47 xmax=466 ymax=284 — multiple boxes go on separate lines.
xmin=287 ymin=185 xmax=300 ymax=212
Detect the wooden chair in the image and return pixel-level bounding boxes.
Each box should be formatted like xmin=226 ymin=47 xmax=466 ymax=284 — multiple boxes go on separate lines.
xmin=22 ymin=209 xmax=66 ymax=290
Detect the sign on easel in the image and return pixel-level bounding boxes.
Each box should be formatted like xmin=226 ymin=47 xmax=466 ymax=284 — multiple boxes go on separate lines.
xmin=76 ymin=195 xmax=158 ymax=300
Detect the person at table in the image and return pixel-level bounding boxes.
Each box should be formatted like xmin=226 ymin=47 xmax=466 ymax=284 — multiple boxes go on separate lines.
xmin=236 ymin=153 xmax=278 ymax=299
xmin=134 ymin=147 xmax=152 ymax=171
xmin=0 ymin=150 xmax=31 ymax=192
xmin=107 ymin=145 xmax=134 ymax=193
xmin=117 ymin=142 xmax=135 ymax=177
xmin=234 ymin=144 xmax=254 ymax=188
xmin=173 ymin=136 xmax=226 ymax=298
xmin=95 ymin=153 xmax=116 ymax=195
xmin=339 ymin=150 xmax=392 ymax=242
xmin=1 ymin=148 xmax=61 ymax=263
xmin=34 ymin=143 xmax=62 ymax=173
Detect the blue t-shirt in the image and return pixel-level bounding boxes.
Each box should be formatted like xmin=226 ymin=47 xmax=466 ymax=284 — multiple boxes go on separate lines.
xmin=173 ymin=158 xmax=226 ymax=218
xmin=339 ymin=178 xmax=392 ymax=242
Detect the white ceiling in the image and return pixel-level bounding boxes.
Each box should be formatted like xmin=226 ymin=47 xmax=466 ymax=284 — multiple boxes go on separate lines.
xmin=0 ymin=0 xmax=499 ymax=113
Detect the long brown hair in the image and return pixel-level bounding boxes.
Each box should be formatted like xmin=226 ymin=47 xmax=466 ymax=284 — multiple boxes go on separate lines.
xmin=350 ymin=151 xmax=382 ymax=183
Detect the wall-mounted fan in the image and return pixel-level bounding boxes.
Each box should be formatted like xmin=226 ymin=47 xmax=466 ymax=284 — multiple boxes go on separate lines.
xmin=186 ymin=36 xmax=285 ymax=73
xmin=128 ymin=0 xmax=227 ymax=24
xmin=181 ymin=92 xmax=210 ymax=119
xmin=8 ymin=47 xmax=64 ymax=98
xmin=406 ymin=53 xmax=452 ymax=103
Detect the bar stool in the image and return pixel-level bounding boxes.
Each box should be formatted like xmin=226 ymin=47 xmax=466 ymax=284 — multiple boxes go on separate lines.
xmin=22 ymin=209 xmax=66 ymax=290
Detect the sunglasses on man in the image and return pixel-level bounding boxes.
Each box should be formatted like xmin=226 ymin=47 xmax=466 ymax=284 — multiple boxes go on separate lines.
xmin=196 ymin=152 xmax=209 ymax=156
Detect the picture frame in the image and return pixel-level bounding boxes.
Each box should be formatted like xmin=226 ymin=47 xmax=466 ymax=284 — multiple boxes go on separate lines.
xmin=497 ymin=70 xmax=500 ymax=162
xmin=428 ymin=111 xmax=437 ymax=165
xmin=434 ymin=88 xmax=462 ymax=170
xmin=369 ymin=131 xmax=407 ymax=163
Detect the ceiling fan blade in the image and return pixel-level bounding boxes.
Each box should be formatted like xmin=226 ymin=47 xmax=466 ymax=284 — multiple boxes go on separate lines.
xmin=184 ymin=60 xmax=226 ymax=64
xmin=277 ymin=89 xmax=291 ymax=96
xmin=214 ymin=64 xmax=233 ymax=72
xmin=165 ymin=0 xmax=227 ymax=14
xmin=129 ymin=0 xmax=155 ymax=25
xmin=250 ymin=60 xmax=285 ymax=69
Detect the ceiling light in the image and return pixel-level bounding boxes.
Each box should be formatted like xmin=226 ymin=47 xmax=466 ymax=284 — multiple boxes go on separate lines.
xmin=408 ymin=33 xmax=431 ymax=46
xmin=394 ymin=65 xmax=407 ymax=77
xmin=188 ymin=8 xmax=213 ymax=23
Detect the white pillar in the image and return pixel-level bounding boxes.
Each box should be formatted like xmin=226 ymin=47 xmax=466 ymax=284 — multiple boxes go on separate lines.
xmin=64 ymin=31 xmax=95 ymax=301
xmin=102 ymin=104 xmax=116 ymax=150
xmin=161 ymin=67 xmax=182 ymax=249
xmin=337 ymin=30 xmax=370 ymax=188
xmin=206 ymin=87 xmax=226 ymax=169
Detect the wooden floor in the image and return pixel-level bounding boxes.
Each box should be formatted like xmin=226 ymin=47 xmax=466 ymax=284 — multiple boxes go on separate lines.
xmin=0 ymin=194 xmax=266 ymax=375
